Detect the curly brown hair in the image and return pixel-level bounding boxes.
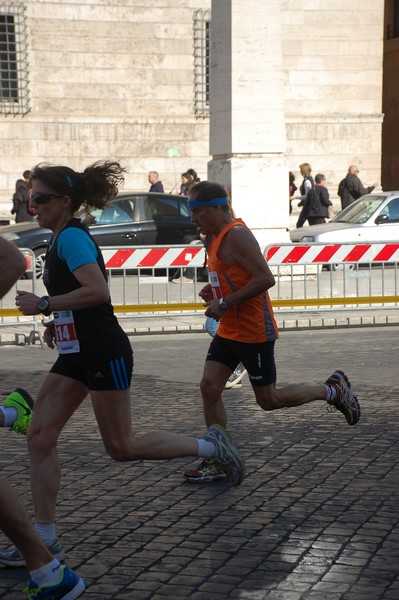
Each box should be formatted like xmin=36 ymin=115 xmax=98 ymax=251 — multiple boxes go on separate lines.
xmin=30 ymin=160 xmax=126 ymax=213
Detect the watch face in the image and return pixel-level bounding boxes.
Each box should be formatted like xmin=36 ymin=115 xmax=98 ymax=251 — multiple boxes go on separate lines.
xmin=38 ymin=299 xmax=48 ymax=310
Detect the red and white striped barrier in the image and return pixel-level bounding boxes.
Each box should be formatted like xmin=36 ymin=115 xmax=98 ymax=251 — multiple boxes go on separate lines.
xmin=264 ymin=243 xmax=399 ymax=265
xmin=102 ymin=245 xmax=206 ymax=269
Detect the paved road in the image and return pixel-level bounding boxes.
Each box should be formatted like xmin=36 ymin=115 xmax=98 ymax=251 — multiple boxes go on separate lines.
xmin=0 ymin=327 xmax=398 ymax=599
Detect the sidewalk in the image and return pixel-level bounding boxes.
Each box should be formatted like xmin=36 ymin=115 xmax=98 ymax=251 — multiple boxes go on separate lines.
xmin=1 ymin=307 xmax=398 ymax=346
xmin=119 ymin=308 xmax=399 ymax=337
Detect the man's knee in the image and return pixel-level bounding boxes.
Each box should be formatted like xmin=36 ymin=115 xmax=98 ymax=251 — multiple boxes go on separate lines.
xmin=255 ymin=387 xmax=279 ymax=411
xmin=103 ymin=439 xmax=133 ymax=461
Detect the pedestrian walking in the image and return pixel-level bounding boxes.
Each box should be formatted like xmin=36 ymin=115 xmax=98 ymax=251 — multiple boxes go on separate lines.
xmin=337 ymin=165 xmax=378 ymax=210
xmin=11 ymin=170 xmax=34 ymax=222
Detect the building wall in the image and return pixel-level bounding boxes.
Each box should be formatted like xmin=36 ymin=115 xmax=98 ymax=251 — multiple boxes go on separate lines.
xmin=282 ymin=1 xmax=384 ymax=197
xmin=0 ymin=0 xmax=212 ymax=214
xmin=0 ymin=0 xmax=384 ymax=219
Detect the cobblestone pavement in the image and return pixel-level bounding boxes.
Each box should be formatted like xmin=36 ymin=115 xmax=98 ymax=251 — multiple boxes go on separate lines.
xmin=0 ymin=327 xmax=398 ymax=599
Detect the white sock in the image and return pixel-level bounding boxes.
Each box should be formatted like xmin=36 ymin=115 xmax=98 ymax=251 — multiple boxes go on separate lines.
xmin=34 ymin=522 xmax=57 ymax=546
xmin=30 ymin=559 xmax=62 ymax=586
xmin=324 ymin=384 xmax=337 ymax=402
xmin=0 ymin=406 xmax=18 ymax=427
xmin=197 ymin=439 xmax=217 ymax=458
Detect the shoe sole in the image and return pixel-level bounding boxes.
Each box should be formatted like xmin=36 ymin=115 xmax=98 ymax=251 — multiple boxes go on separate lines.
xmin=182 ymin=473 xmax=227 ymax=483
xmin=328 ymin=370 xmax=360 ymax=426
xmin=62 ymin=577 xmax=86 ymax=600
xmin=224 ymin=368 xmax=247 ymax=389
xmin=206 ymin=425 xmax=245 ymax=486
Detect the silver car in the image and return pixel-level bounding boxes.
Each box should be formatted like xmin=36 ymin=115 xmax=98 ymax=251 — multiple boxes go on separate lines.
xmin=290 ymin=192 xmax=399 ymax=243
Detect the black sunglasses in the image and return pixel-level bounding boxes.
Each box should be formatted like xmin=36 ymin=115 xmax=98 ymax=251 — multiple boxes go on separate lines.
xmin=30 ymin=193 xmax=65 ymax=205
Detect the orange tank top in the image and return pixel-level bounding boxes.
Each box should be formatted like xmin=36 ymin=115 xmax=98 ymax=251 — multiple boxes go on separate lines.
xmin=207 ymin=219 xmax=279 ymax=343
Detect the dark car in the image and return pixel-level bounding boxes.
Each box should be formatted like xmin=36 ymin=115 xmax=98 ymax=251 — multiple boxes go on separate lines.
xmin=1 ymin=192 xmax=198 ymax=278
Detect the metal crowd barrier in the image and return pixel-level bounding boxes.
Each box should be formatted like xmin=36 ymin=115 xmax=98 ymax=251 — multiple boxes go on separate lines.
xmin=0 ymin=243 xmax=398 ymax=345
xmin=264 ymin=241 xmax=399 ymax=311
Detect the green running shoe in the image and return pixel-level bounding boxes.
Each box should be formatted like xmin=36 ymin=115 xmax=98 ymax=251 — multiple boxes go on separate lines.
xmin=4 ymin=388 xmax=34 ymax=435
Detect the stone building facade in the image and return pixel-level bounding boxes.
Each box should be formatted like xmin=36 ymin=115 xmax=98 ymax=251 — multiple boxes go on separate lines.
xmin=0 ymin=0 xmax=385 ymax=231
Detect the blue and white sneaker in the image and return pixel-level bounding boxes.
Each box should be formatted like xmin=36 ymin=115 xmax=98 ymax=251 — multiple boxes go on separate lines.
xmin=24 ymin=565 xmax=86 ymax=599
xmin=204 ymin=424 xmax=245 ymax=486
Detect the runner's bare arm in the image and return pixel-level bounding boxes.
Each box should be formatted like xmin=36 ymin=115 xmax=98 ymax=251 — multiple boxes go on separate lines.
xmin=16 ymin=263 xmax=110 ymax=315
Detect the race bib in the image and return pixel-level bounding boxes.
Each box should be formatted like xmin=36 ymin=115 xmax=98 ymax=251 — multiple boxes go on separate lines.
xmin=209 ymin=271 xmax=223 ymax=299
xmin=53 ymin=310 xmax=80 ymax=354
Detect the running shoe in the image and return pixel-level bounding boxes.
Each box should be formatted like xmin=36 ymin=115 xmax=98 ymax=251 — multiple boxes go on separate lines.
xmin=325 ymin=370 xmax=361 ymax=426
xmin=182 ymin=459 xmax=227 ymax=483
xmin=3 ymin=388 xmax=34 ymax=435
xmin=0 ymin=537 xmax=65 ymax=567
xmin=225 ymin=363 xmax=247 ymax=389
xmin=24 ymin=565 xmax=86 ymax=599
xmin=204 ymin=424 xmax=245 ymax=486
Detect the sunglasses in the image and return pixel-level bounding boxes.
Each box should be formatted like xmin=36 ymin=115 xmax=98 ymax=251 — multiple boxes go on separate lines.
xmin=30 ymin=193 xmax=65 ymax=205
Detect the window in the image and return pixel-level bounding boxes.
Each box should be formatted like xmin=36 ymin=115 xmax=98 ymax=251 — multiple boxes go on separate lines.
xmin=193 ymin=9 xmax=210 ymax=118
xmin=386 ymin=0 xmax=399 ymax=39
xmin=150 ymin=198 xmax=180 ymax=218
xmin=0 ymin=1 xmax=30 ymax=115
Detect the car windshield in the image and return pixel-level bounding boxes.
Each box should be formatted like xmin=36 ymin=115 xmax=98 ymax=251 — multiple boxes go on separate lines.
xmin=331 ymin=196 xmax=386 ymax=224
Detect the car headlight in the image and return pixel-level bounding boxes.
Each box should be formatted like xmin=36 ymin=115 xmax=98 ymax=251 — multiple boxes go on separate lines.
xmin=1 ymin=232 xmax=20 ymax=241
xmin=300 ymin=236 xmax=315 ymax=242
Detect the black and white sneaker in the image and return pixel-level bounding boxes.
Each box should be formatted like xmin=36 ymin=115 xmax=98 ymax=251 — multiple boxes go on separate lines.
xmin=225 ymin=363 xmax=247 ymax=389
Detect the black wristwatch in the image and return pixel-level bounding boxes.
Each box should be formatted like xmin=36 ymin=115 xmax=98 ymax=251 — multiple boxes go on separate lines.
xmin=37 ymin=296 xmax=51 ymax=316
xmin=219 ymin=297 xmax=228 ymax=311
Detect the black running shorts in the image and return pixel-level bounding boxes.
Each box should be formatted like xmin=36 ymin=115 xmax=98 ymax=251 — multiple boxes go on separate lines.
xmin=50 ymin=352 xmax=133 ymax=391
xmin=206 ymin=334 xmax=276 ymax=387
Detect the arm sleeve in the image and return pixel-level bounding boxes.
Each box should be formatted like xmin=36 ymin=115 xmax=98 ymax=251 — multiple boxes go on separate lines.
xmin=351 ymin=178 xmax=373 ymax=198
xmin=320 ymin=188 xmax=332 ymax=207
xmin=57 ymin=228 xmax=99 ymax=272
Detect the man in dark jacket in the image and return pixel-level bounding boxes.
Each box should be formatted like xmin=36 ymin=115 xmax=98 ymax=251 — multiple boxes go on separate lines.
xmin=148 ymin=171 xmax=164 ymax=193
xmin=11 ymin=170 xmax=33 ymax=223
xmin=338 ymin=165 xmax=378 ymax=210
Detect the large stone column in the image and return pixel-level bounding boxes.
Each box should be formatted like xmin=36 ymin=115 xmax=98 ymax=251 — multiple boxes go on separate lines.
xmin=208 ymin=0 xmax=289 ymax=246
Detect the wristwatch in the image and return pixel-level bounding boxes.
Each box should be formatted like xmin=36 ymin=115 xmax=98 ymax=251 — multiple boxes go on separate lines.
xmin=37 ymin=296 xmax=51 ymax=316
xmin=219 ymin=297 xmax=228 ymax=311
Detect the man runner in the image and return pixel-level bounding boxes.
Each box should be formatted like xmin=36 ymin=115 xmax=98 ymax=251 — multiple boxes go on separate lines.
xmin=183 ymin=181 xmax=360 ymax=484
